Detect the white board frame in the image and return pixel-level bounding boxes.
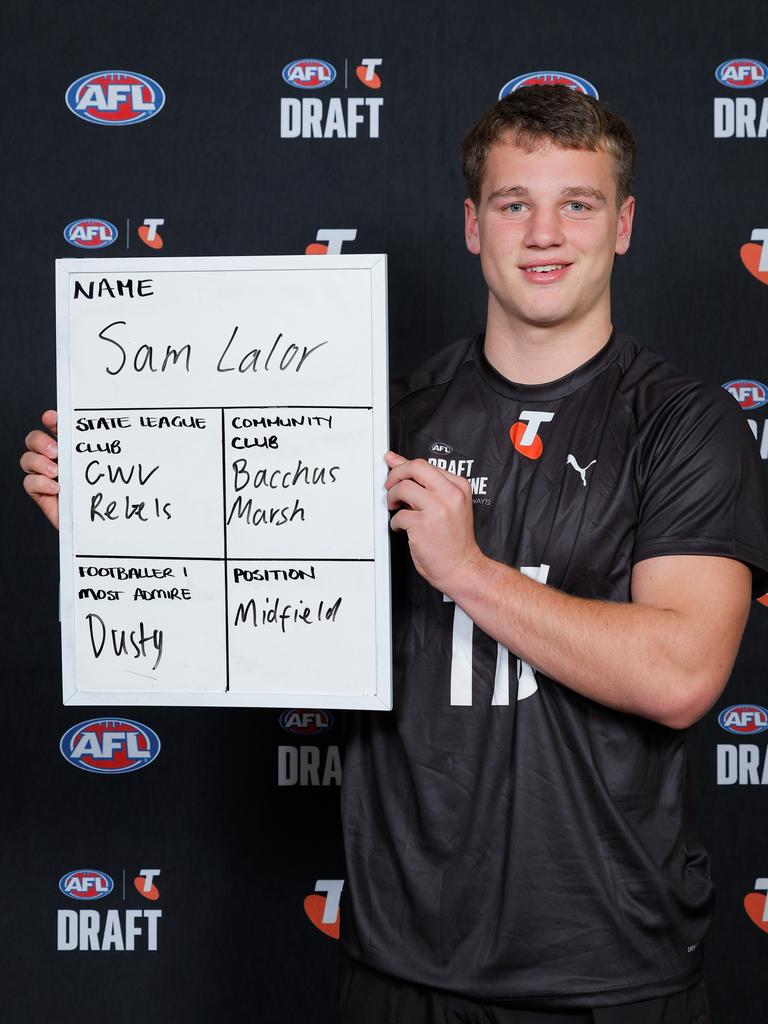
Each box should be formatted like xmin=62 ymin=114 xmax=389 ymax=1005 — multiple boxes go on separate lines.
xmin=56 ymin=254 xmax=391 ymax=710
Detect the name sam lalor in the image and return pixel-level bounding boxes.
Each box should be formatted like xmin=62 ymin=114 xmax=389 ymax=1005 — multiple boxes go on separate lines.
xmin=93 ymin=319 xmax=328 ymax=376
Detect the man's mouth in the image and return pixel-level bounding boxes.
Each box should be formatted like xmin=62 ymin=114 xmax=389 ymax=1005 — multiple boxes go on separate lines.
xmin=521 ymin=263 xmax=570 ymax=275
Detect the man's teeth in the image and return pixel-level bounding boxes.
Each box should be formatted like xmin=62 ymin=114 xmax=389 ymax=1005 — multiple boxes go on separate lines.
xmin=525 ymin=264 xmax=566 ymax=273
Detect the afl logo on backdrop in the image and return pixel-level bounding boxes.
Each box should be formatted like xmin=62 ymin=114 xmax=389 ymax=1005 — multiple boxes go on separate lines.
xmin=282 ymin=59 xmax=336 ymax=89
xmin=59 ymin=869 xmax=114 ymax=901
xmin=718 ymin=705 xmax=768 ymax=735
xmin=60 ymin=719 xmax=161 ymax=774
xmin=63 ymin=218 xmax=118 ymax=249
xmin=723 ymin=379 xmax=768 ymax=410
xmin=715 ymin=59 xmax=768 ymax=89
xmin=65 ymin=71 xmax=165 ymax=124
xmin=499 ymin=71 xmax=599 ymax=100
xmin=279 ymin=709 xmax=334 ymax=735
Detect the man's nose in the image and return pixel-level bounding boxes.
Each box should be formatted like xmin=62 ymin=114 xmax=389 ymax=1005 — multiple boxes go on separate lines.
xmin=523 ymin=206 xmax=565 ymax=249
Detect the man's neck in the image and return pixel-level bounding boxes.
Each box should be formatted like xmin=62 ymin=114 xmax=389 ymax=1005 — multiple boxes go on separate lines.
xmin=483 ymin=301 xmax=614 ymax=385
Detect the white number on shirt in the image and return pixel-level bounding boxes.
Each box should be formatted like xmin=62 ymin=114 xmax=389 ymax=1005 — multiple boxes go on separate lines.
xmin=443 ymin=564 xmax=550 ymax=706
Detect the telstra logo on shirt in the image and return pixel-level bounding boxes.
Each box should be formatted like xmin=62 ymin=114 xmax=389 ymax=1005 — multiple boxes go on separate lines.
xmin=509 ymin=411 xmax=554 ymax=459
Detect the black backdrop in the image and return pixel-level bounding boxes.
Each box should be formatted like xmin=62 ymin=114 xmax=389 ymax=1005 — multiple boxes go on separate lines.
xmin=2 ymin=1 xmax=768 ymax=1020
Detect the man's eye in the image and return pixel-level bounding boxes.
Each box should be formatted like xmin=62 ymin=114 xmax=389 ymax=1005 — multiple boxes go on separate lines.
xmin=568 ymin=201 xmax=587 ymax=212
xmin=505 ymin=202 xmax=524 ymax=213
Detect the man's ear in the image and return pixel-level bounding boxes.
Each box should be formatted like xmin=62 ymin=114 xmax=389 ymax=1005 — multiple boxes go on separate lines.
xmin=464 ymin=198 xmax=481 ymax=255
xmin=615 ymin=194 xmax=635 ymax=256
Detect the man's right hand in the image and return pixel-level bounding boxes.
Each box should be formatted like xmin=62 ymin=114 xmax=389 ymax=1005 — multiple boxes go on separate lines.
xmin=21 ymin=409 xmax=60 ymax=529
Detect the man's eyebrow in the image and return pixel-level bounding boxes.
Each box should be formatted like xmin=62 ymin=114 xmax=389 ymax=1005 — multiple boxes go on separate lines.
xmin=561 ymin=186 xmax=607 ymax=201
xmin=487 ymin=185 xmax=530 ymax=201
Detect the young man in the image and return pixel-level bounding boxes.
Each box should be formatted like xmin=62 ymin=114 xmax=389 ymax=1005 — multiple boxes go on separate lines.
xmin=21 ymin=86 xmax=768 ymax=1024
xmin=336 ymin=87 xmax=768 ymax=1022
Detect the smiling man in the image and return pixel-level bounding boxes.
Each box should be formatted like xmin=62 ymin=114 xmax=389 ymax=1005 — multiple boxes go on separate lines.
xmin=338 ymin=87 xmax=768 ymax=1023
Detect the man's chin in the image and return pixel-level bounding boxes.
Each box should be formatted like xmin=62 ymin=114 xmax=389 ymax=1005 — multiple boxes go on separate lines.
xmin=516 ymin=306 xmax=577 ymax=329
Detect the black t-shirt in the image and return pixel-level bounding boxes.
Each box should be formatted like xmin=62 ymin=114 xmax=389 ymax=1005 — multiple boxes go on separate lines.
xmin=340 ymin=331 xmax=768 ymax=1009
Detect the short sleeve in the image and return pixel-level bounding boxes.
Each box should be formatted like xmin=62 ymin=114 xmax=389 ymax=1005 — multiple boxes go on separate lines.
xmin=633 ymin=383 xmax=768 ymax=598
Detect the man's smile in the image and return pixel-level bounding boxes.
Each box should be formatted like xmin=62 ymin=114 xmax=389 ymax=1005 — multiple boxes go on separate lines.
xmin=519 ymin=261 xmax=572 ymax=282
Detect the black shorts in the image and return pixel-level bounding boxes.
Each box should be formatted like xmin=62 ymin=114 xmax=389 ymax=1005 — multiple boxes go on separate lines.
xmin=337 ymin=954 xmax=711 ymax=1024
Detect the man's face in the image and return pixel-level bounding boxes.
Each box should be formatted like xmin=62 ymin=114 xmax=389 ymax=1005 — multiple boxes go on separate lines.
xmin=464 ymin=136 xmax=634 ymax=333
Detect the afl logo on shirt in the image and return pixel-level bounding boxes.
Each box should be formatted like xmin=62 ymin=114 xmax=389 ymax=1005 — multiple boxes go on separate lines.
xmin=509 ymin=410 xmax=554 ymax=459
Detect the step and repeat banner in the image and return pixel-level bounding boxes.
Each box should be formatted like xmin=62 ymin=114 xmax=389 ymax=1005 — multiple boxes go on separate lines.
xmin=2 ymin=1 xmax=767 ymax=1021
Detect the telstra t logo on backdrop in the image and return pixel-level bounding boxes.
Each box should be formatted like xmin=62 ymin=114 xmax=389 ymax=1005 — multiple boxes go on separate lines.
xmin=65 ymin=71 xmax=165 ymax=125
xmin=740 ymin=229 xmax=768 ymax=285
xmin=305 ymin=229 xmax=357 ymax=255
xmin=713 ymin=58 xmax=768 ymax=138
xmin=356 ymin=59 xmax=382 ymax=89
xmin=139 ymin=218 xmax=165 ymax=249
xmin=280 ymin=56 xmax=383 ymax=138
xmin=134 ymin=868 xmax=161 ymax=900
xmin=304 ymin=879 xmax=343 ymax=939
xmin=744 ymin=879 xmax=768 ymax=933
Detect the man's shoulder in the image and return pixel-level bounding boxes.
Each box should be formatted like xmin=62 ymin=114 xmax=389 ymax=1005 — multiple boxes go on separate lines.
xmin=616 ymin=335 xmax=740 ymax=437
xmin=390 ymin=335 xmax=479 ymax=411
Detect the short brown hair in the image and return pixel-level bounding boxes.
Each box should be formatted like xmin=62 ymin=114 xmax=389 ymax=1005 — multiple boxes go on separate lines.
xmin=461 ymin=85 xmax=636 ymax=208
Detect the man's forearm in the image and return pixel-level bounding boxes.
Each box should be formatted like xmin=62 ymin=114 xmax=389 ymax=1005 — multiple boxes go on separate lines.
xmin=443 ymin=554 xmax=744 ymax=729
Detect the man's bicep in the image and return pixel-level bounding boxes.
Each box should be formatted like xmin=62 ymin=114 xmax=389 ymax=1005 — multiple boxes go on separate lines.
xmin=631 ymin=554 xmax=752 ymax=716
xmin=631 ymin=554 xmax=752 ymax=613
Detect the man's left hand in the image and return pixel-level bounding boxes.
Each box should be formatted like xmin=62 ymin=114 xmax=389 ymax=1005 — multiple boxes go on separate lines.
xmin=385 ymin=451 xmax=485 ymax=594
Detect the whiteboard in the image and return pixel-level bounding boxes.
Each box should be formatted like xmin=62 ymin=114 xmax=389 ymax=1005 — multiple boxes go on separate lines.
xmin=55 ymin=255 xmax=391 ymax=709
